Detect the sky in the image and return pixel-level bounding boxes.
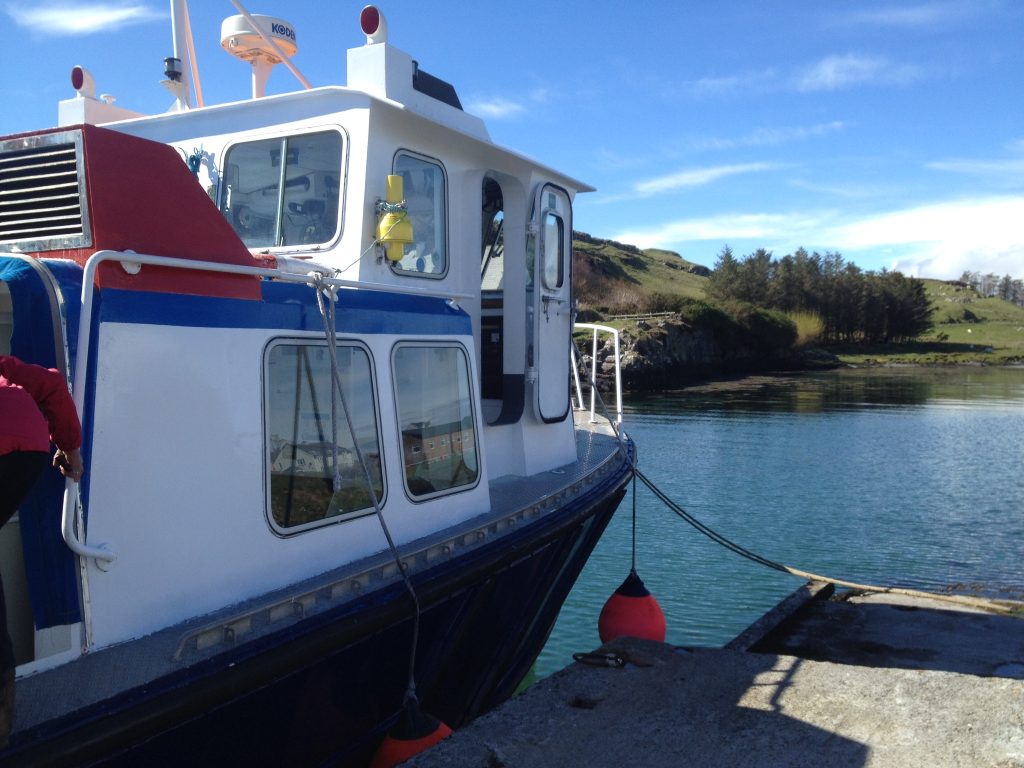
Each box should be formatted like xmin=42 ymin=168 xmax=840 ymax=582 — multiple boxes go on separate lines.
xmin=2 ymin=0 xmax=1022 ymax=279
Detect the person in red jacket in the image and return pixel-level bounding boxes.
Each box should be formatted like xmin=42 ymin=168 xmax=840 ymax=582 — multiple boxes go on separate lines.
xmin=0 ymin=354 xmax=84 ymax=749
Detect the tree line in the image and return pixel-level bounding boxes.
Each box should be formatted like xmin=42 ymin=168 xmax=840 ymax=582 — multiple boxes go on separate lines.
xmin=707 ymin=247 xmax=933 ymax=345
xmin=958 ymin=271 xmax=1024 ymax=307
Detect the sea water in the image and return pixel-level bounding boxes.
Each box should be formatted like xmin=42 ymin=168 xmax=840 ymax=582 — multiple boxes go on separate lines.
xmin=537 ymin=367 xmax=1024 ymax=677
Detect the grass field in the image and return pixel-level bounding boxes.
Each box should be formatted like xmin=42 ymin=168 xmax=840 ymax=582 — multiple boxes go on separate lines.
xmin=573 ymin=236 xmax=707 ymax=314
xmin=832 ymin=279 xmax=1024 ymax=365
xmin=571 ymin=235 xmax=1024 ymax=366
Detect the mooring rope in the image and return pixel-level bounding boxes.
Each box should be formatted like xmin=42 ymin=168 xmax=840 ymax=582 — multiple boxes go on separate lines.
xmin=632 ymin=466 xmax=1023 ymax=616
xmin=314 ymin=276 xmax=424 ymax=704
xmin=571 ymin=339 xmax=1024 ymax=617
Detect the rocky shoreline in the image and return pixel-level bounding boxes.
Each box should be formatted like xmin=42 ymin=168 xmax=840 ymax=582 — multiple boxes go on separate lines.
xmin=581 ymin=316 xmax=839 ymax=391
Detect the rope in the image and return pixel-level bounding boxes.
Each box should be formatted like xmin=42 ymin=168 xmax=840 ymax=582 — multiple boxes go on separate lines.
xmin=633 ymin=467 xmax=1024 ymax=616
xmin=313 ymin=277 xmax=424 ymax=704
xmin=630 ymin=474 xmax=637 ymax=573
xmin=570 ymin=339 xmax=1024 ymax=618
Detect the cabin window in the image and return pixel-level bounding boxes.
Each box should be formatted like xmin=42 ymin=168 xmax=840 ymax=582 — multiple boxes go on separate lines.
xmin=391 ymin=152 xmax=447 ymax=277
xmin=221 ymin=130 xmax=343 ymax=250
xmin=265 ymin=341 xmax=383 ymax=532
xmin=393 ymin=344 xmax=479 ymax=499
xmin=541 ymin=209 xmax=564 ymax=290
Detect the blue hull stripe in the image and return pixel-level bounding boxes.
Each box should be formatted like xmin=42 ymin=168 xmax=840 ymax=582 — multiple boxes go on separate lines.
xmin=97 ymin=281 xmax=472 ymax=336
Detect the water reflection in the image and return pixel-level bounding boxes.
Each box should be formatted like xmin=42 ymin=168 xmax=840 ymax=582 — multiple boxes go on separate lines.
xmin=629 ymin=368 xmax=1024 ymax=417
xmin=538 ymin=368 xmax=1024 ymax=676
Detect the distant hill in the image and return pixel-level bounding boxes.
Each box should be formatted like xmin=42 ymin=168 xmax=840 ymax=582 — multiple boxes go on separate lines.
xmin=571 ymin=235 xmax=1024 ymax=372
xmin=572 ymin=231 xmax=709 ymax=315
xmin=916 ymin=279 xmax=1024 ymax=362
xmin=571 ymin=233 xmax=804 ymax=387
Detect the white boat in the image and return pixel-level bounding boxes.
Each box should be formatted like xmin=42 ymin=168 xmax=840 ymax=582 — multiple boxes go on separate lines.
xmin=0 ymin=4 xmax=633 ymax=765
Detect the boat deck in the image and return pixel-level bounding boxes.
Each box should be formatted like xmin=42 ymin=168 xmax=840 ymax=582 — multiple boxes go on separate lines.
xmin=11 ymin=421 xmax=628 ymax=738
xmin=406 ymin=587 xmax=1024 ymax=767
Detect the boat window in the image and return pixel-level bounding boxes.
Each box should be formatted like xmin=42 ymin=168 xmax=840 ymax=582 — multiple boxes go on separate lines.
xmin=391 ymin=152 xmax=447 ymax=277
xmin=393 ymin=344 xmax=479 ymax=499
xmin=265 ymin=341 xmax=383 ymax=532
xmin=542 ymin=209 xmax=564 ymax=290
xmin=221 ymin=130 xmax=343 ymax=250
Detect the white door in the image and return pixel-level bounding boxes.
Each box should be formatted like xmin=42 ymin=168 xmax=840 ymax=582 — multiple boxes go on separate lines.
xmin=532 ymin=184 xmax=572 ymax=423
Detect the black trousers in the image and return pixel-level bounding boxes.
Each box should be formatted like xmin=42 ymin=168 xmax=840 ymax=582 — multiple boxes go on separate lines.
xmin=0 ymin=450 xmax=49 ymax=674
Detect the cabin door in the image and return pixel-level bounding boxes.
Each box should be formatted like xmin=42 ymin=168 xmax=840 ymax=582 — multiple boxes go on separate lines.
xmin=531 ymin=184 xmax=572 ymax=423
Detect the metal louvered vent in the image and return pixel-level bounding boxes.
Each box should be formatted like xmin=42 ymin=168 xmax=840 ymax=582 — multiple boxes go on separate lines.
xmin=0 ymin=129 xmax=92 ymax=251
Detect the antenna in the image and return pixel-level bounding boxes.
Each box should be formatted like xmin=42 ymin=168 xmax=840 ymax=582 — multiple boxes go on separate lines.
xmin=221 ymin=12 xmax=306 ymax=98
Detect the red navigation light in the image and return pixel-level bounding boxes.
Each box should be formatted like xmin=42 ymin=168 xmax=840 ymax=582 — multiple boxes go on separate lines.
xmin=70 ymin=65 xmax=95 ymax=97
xmin=360 ymin=6 xmax=380 ymax=36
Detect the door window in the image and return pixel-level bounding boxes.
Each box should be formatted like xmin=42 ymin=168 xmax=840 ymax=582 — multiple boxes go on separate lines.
xmin=542 ymin=208 xmax=564 ymax=290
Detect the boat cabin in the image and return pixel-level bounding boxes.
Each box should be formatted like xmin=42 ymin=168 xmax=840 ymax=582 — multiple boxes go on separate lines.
xmin=0 ymin=7 xmax=630 ymax=764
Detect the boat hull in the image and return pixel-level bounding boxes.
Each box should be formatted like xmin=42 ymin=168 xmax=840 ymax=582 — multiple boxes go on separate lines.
xmin=7 ymin=464 xmax=629 ymax=767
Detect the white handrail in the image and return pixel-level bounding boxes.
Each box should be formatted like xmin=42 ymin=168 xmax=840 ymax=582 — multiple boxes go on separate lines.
xmin=572 ymin=322 xmax=622 ymax=425
xmin=62 ymin=484 xmax=114 ymax=568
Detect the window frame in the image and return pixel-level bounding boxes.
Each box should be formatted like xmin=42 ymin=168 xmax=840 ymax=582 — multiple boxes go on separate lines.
xmin=388 ymin=150 xmax=449 ymax=280
xmin=391 ymin=341 xmax=481 ymax=503
xmin=262 ymin=336 xmax=385 ymax=536
xmin=218 ymin=126 xmax=348 ymax=255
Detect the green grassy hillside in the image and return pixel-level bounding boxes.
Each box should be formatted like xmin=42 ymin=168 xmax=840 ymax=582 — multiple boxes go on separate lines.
xmin=572 ymin=232 xmax=1024 ymax=367
xmin=572 ymin=232 xmax=708 ymax=314
xmin=824 ymin=279 xmax=1024 ymax=365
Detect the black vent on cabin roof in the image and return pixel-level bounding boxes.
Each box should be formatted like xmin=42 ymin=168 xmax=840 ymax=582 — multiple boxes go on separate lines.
xmin=0 ymin=131 xmax=92 ymax=251
xmin=412 ymin=61 xmax=463 ymax=110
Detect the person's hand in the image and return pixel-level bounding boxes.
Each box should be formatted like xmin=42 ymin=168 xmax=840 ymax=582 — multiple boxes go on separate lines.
xmin=53 ymin=448 xmax=84 ymax=482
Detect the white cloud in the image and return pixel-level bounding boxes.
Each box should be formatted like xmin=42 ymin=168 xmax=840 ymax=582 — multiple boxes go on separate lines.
xmin=6 ymin=3 xmax=163 ymax=36
xmin=840 ymin=2 xmax=978 ymax=28
xmin=466 ymin=87 xmax=552 ymax=120
xmin=593 ymin=147 xmax=648 ymax=172
xmin=607 ymin=196 xmax=1024 ymax=279
xmin=465 ymin=97 xmax=525 ymax=119
xmin=789 ymin=179 xmax=896 ymax=200
xmin=891 ymin=248 xmax=1022 ymax=279
xmin=631 ymin=162 xmax=780 ymax=197
xmin=829 ymin=196 xmax=1024 ymax=278
xmin=688 ymin=69 xmax=777 ymax=97
xmin=830 ymin=197 xmax=1024 ymax=249
xmin=528 ymin=87 xmax=549 ymax=104
xmin=795 ymin=54 xmax=919 ymax=92
xmin=611 ymin=211 xmax=827 ymax=250
xmin=690 ymin=121 xmax=846 ymax=152
xmin=927 ymin=157 xmax=1024 ymax=177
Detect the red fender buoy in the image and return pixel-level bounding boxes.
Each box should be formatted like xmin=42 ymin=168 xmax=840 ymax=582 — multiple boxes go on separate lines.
xmin=370 ymin=698 xmax=452 ymax=768
xmin=598 ymin=568 xmax=666 ymax=643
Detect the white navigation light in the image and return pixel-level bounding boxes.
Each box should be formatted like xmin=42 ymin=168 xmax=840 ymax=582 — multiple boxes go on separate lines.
xmin=360 ymin=5 xmax=388 ymax=44
xmin=220 ymin=14 xmax=298 ymax=98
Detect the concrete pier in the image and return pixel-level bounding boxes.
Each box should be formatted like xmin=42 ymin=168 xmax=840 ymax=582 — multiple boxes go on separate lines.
xmin=408 ymin=588 xmax=1024 ymax=767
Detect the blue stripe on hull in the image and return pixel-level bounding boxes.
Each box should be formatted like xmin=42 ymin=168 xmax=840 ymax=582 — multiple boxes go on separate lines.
xmin=96 ymin=282 xmax=471 ymax=336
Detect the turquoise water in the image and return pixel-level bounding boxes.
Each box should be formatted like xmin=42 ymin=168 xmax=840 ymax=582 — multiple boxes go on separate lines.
xmin=537 ymin=367 xmax=1024 ymax=677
